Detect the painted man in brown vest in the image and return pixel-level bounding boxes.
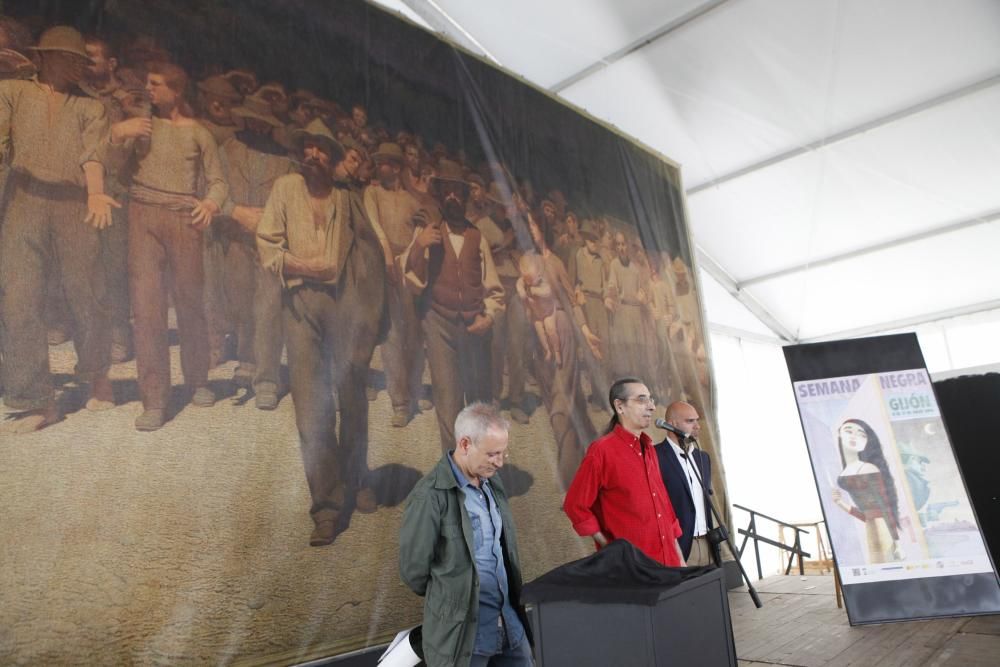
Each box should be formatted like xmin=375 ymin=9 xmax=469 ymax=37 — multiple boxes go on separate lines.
xmin=402 ymin=159 xmax=504 ymax=451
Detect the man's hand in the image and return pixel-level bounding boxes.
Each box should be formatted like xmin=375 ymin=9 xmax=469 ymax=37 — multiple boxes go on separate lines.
xmin=414 ymin=222 xmax=442 ymax=249
xmin=466 ymin=313 xmax=493 ymax=335
xmin=411 ymin=208 xmax=431 ymax=228
xmin=583 ymin=326 xmax=603 ymax=360
xmin=382 ymin=244 xmax=399 ymax=282
xmin=111 ymin=117 xmax=152 ymax=143
xmin=575 ymin=286 xmax=586 ymax=306
xmin=191 ymin=200 xmax=219 ymax=230
xmin=604 ymin=296 xmax=616 ymax=312
xmin=84 ymin=193 xmax=122 ymax=229
xmin=302 ymin=256 xmax=339 ymax=282
xmin=592 ymin=531 xmax=609 ymax=549
xmin=232 ymin=205 xmax=263 ymax=233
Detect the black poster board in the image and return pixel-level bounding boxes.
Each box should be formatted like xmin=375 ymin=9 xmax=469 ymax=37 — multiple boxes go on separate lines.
xmin=784 ymin=334 xmax=1000 ymax=625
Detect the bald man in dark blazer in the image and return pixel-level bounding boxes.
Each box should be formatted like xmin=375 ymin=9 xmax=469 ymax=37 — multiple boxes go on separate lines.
xmin=656 ymin=401 xmax=720 ymax=567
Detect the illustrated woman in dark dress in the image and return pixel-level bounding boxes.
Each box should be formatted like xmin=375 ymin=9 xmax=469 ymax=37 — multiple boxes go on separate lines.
xmin=831 ymin=419 xmax=905 ymax=562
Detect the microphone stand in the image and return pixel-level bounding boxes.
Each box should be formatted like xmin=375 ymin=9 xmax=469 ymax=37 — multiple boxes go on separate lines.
xmin=681 ymin=436 xmax=763 ymax=609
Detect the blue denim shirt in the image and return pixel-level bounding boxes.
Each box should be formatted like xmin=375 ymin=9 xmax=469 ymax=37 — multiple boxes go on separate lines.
xmin=448 ymin=454 xmax=526 ymax=655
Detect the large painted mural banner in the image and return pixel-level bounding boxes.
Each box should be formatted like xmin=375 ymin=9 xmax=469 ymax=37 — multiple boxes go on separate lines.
xmin=0 ymin=1 xmax=723 ymax=663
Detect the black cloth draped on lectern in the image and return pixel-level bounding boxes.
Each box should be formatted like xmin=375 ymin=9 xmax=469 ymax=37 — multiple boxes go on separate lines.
xmin=522 ymin=539 xmax=714 ymax=605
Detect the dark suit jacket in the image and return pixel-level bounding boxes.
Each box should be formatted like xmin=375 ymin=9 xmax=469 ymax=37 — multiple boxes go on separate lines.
xmin=655 ymin=438 xmax=716 ymax=561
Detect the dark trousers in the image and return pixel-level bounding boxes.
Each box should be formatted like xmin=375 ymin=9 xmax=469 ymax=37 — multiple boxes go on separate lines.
xmin=382 ymin=277 xmax=424 ymax=411
xmin=0 ymin=177 xmax=110 ymax=410
xmin=220 ymin=233 xmax=284 ymax=389
xmin=422 ymin=307 xmax=493 ymax=451
xmin=284 ymin=285 xmax=371 ymax=525
xmin=101 ymin=201 xmax=131 ymax=338
xmin=221 ymin=235 xmax=256 ymax=372
xmin=128 ymin=200 xmax=209 ymax=410
xmin=581 ymin=294 xmax=610 ymax=402
xmin=652 ymin=319 xmax=679 ymax=402
xmin=43 ymin=255 xmax=72 ymax=335
xmin=491 ymin=276 xmax=526 ymax=406
xmin=203 ymin=224 xmax=233 ymax=362
xmin=253 ymin=259 xmax=284 ymax=392
xmin=532 ymin=309 xmax=592 ymax=490
xmin=470 ymin=637 xmax=533 ymax=667
xmin=609 ymin=303 xmax=646 ymax=380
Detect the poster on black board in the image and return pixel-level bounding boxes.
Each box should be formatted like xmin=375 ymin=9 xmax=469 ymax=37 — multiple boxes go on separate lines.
xmin=784 ymin=333 xmax=1000 ymax=625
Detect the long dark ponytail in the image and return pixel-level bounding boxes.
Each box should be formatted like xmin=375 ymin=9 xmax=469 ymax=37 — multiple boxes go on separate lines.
xmin=604 ymin=377 xmax=643 ymax=435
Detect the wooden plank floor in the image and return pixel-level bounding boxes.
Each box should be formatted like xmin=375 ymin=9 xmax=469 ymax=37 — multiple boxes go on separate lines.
xmin=729 ymin=574 xmax=1000 ymax=666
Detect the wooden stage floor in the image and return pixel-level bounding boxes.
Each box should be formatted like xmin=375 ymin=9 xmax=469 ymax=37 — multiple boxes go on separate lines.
xmin=729 ymin=574 xmax=1000 ymax=666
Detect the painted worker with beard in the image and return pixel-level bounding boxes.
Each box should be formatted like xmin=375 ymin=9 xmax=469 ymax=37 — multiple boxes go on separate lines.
xmin=257 ymin=118 xmax=385 ymax=546
xmin=401 ymin=159 xmax=504 ymax=451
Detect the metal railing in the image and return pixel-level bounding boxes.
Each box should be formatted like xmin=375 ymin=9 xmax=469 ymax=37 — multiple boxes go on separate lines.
xmin=733 ymin=504 xmax=811 ymax=580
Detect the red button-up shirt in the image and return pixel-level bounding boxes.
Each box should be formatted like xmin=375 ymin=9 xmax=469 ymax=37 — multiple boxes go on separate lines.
xmin=563 ymin=424 xmax=683 ymax=566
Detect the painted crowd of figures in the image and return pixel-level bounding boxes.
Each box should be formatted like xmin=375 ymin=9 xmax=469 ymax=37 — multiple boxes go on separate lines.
xmin=0 ymin=18 xmax=712 ymax=545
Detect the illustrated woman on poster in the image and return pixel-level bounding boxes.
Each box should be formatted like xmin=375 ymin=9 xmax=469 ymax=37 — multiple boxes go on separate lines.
xmin=830 ymin=419 xmax=905 ymax=563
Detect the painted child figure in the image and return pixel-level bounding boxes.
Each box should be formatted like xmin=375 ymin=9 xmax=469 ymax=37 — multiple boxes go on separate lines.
xmin=517 ymin=252 xmax=562 ymax=366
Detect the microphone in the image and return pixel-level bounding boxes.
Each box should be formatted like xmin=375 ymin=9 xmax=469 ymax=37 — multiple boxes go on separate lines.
xmin=654 ymin=418 xmax=690 ymax=441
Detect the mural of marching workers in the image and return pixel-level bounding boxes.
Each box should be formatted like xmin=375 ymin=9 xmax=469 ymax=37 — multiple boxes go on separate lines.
xmin=0 ymin=0 xmax=724 ymax=663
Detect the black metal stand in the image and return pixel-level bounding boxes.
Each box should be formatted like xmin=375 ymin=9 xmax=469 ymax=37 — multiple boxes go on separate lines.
xmin=684 ymin=436 xmax=763 ymax=608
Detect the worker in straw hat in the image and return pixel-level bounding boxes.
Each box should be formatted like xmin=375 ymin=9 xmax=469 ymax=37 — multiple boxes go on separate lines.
xmin=215 ymin=90 xmax=294 ymax=409
xmin=0 ymin=25 xmax=120 ymax=434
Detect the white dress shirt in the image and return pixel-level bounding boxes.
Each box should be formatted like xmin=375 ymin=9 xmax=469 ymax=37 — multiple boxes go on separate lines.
xmin=667 ymin=436 xmax=707 ymax=537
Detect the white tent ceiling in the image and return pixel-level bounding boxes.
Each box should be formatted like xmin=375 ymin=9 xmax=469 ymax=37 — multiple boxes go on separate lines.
xmin=371 ymin=0 xmax=1000 ymax=343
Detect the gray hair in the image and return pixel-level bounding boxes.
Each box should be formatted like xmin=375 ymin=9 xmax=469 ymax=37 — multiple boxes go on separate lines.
xmin=454 ymin=402 xmax=510 ymax=445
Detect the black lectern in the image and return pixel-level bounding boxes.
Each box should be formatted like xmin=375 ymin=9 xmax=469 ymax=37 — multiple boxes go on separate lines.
xmin=522 ymin=540 xmax=737 ymax=667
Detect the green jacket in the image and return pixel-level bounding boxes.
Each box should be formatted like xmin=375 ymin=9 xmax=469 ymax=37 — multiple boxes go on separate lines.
xmin=399 ymin=453 xmax=530 ymax=667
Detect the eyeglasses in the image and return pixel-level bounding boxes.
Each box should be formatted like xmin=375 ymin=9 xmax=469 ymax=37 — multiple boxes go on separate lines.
xmin=627 ymin=395 xmax=656 ymax=406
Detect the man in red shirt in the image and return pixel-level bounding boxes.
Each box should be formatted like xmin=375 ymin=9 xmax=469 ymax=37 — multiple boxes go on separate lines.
xmin=563 ymin=377 xmax=686 ymax=567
